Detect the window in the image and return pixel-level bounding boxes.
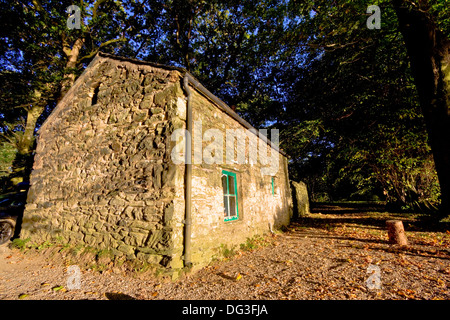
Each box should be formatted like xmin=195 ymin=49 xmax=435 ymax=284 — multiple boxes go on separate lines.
xmin=222 ymin=170 xmax=239 ymax=221
xmin=271 ymin=176 xmax=275 ymax=195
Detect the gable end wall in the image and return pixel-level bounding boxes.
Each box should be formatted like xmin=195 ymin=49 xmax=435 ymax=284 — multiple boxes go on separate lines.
xmin=21 ymin=57 xmax=186 ymax=268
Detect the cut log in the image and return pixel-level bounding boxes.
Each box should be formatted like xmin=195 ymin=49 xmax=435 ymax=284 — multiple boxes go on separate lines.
xmin=386 ymin=220 xmax=408 ymax=246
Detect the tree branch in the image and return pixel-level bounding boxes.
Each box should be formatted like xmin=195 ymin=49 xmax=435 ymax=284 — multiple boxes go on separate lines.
xmin=92 ymin=0 xmax=107 ymax=19
xmin=30 ymin=0 xmax=45 ymax=14
xmin=78 ymin=37 xmax=127 ymax=62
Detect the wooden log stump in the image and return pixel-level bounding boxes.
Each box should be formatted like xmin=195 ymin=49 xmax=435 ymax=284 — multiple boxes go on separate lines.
xmin=386 ymin=220 xmax=408 ymax=246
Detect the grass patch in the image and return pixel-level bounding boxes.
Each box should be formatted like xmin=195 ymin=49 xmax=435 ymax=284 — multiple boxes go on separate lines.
xmin=240 ymin=234 xmax=272 ymax=252
xmin=68 ymin=243 xmax=85 ymax=256
xmin=36 ymin=241 xmax=53 ymax=250
xmin=10 ymin=238 xmax=32 ymax=250
xmin=219 ymin=244 xmax=238 ymax=259
xmin=214 ymin=234 xmax=275 ymax=262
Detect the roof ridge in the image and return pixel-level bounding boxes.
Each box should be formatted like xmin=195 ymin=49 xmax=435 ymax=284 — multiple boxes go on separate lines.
xmin=93 ymin=52 xmax=286 ymax=156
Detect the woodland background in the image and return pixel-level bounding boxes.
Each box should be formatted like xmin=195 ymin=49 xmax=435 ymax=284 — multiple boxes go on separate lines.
xmin=1 ymin=0 xmax=449 ymax=218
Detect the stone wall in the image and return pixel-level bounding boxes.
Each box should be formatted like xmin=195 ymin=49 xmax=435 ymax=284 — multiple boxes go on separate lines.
xmin=22 ymin=57 xmax=187 ymax=268
xmin=188 ymin=90 xmax=293 ymax=267
xmin=22 ymin=54 xmax=293 ymax=272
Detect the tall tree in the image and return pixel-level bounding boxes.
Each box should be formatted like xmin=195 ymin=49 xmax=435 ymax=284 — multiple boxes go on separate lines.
xmin=391 ymin=0 xmax=450 ymax=217
xmin=277 ymin=0 xmax=448 ymax=216
xmin=0 ymin=0 xmax=135 ymax=187
xmin=136 ymin=0 xmax=294 ymax=125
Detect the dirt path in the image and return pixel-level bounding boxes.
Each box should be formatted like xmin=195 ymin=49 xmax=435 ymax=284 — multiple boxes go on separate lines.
xmin=1 ymin=209 xmax=449 ymax=300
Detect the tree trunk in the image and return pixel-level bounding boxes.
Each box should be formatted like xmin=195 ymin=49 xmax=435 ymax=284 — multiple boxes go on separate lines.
xmin=386 ymin=220 xmax=408 ymax=245
xmin=392 ymin=0 xmax=450 ymax=219
xmin=9 ymin=101 xmax=44 ymax=186
xmin=60 ymin=37 xmax=84 ymax=102
xmin=19 ymin=104 xmax=44 ymax=156
xmin=19 ymin=37 xmax=83 ymax=158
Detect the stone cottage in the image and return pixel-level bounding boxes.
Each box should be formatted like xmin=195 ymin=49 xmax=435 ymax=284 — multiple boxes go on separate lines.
xmin=21 ymin=52 xmax=293 ymax=271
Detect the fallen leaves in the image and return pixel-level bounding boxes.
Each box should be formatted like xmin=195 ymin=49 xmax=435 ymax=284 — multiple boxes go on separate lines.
xmin=84 ymin=291 xmax=98 ymax=295
xmin=440 ymin=267 xmax=450 ymax=274
xmin=436 ymin=279 xmax=446 ymax=288
xmin=395 ymin=289 xmax=417 ymax=299
xmin=52 ymin=285 xmax=65 ymax=292
xmin=2 ymin=210 xmax=449 ymax=301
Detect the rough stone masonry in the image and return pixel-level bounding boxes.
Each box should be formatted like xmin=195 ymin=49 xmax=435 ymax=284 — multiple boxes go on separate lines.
xmin=21 ymin=53 xmax=293 ymax=272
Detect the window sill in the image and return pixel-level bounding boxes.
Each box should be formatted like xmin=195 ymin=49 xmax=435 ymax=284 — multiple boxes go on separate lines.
xmin=224 ymin=216 xmax=241 ymax=223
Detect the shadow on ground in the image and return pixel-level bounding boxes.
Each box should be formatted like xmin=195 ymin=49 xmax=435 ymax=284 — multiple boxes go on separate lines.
xmin=306 ymin=202 xmax=450 ymax=233
xmin=289 ymin=202 xmax=450 ymax=260
xmin=104 ymin=292 xmax=136 ymax=300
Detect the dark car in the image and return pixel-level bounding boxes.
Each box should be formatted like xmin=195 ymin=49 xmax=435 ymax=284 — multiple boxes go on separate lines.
xmin=0 ymin=183 xmax=28 ymax=245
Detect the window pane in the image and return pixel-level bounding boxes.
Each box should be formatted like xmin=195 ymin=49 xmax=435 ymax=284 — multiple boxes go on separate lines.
xmin=222 ymin=175 xmax=228 ymax=194
xmin=271 ymin=177 xmax=275 ymax=195
xmin=228 ymin=175 xmax=235 ymax=195
xmin=229 ymin=196 xmax=236 ymax=217
xmin=223 ymin=196 xmax=229 ymax=216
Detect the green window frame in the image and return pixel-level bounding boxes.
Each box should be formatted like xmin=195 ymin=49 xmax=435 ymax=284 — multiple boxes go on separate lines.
xmin=222 ymin=170 xmax=239 ymax=221
xmin=271 ymin=176 xmax=275 ymax=195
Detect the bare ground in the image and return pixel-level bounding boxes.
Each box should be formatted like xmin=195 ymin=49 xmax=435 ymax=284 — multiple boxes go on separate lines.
xmin=1 ymin=205 xmax=449 ymax=300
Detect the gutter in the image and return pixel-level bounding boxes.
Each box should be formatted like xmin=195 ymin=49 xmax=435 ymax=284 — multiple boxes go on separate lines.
xmin=182 ymin=75 xmax=193 ymax=269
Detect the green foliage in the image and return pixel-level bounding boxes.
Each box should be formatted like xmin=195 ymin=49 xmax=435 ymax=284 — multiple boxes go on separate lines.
xmin=0 ymin=0 xmax=137 ymax=188
xmin=69 ymin=243 xmax=85 ymax=256
xmin=219 ymin=243 xmax=237 ymax=259
xmin=10 ymin=237 xmax=31 ymax=250
xmin=430 ymin=0 xmax=450 ymax=37
xmin=0 ymin=142 xmax=16 ymax=178
xmin=0 ymin=0 xmax=448 ymax=217
xmin=240 ymin=236 xmax=260 ymax=251
xmin=277 ymin=0 xmax=444 ymax=212
xmin=36 ymin=241 xmax=53 ymax=250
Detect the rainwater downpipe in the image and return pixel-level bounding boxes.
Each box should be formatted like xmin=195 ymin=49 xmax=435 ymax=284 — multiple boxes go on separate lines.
xmin=182 ymin=75 xmax=193 ymax=269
